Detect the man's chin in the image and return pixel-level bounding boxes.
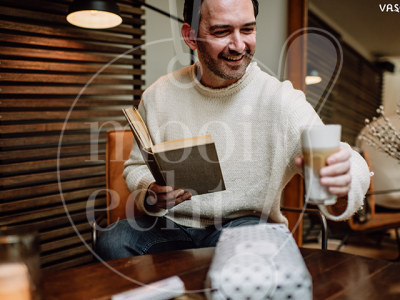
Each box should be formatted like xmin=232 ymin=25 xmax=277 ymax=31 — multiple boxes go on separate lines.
xmin=221 ymin=65 xmax=248 ymax=80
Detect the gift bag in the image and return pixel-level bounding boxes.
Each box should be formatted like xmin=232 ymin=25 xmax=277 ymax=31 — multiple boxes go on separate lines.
xmin=205 ymin=223 xmax=312 ymax=300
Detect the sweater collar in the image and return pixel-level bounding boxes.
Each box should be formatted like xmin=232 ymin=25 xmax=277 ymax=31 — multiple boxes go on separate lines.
xmin=191 ymin=62 xmax=260 ymax=98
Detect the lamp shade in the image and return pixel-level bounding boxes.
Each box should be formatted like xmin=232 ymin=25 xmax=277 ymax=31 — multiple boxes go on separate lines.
xmin=305 ymin=70 xmax=322 ymax=85
xmin=67 ymin=0 xmax=122 ymax=29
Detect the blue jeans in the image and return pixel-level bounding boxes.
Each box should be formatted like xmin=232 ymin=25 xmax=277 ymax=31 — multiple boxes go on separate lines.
xmin=97 ymin=215 xmax=265 ymax=261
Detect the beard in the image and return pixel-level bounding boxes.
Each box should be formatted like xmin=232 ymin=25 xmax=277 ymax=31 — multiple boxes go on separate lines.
xmin=197 ymin=39 xmax=253 ymax=82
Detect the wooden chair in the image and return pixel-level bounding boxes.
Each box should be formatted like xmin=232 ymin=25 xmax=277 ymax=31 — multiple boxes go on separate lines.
xmin=92 ymin=129 xmax=143 ymax=250
xmin=334 ymin=151 xmax=400 ymax=259
xmin=92 ymin=129 xmax=328 ymax=251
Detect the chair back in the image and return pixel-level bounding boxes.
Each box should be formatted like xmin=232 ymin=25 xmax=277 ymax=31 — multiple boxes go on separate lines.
xmin=106 ymin=129 xmax=143 ymax=225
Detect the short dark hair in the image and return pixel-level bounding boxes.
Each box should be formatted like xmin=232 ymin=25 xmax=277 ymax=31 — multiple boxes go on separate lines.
xmin=183 ymin=0 xmax=259 ymax=30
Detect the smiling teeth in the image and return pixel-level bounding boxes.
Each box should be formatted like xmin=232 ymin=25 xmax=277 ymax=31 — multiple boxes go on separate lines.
xmin=226 ymin=56 xmax=243 ymax=61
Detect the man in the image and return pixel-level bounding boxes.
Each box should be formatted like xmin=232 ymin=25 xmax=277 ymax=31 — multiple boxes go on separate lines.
xmin=98 ymin=0 xmax=370 ymax=260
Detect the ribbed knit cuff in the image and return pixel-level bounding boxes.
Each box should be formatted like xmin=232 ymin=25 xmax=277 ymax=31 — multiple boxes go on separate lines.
xmin=318 ymin=143 xmax=370 ymax=221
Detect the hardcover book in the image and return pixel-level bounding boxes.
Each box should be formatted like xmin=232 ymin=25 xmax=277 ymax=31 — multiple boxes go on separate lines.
xmin=122 ymin=107 xmax=226 ymax=196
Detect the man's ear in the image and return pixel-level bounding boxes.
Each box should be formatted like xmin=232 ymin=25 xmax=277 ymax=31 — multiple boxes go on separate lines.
xmin=182 ymin=23 xmax=198 ymax=50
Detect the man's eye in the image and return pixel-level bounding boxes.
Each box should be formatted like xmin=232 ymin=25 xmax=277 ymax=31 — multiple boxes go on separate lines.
xmin=215 ymin=30 xmax=229 ymax=35
xmin=242 ymin=28 xmax=255 ymax=32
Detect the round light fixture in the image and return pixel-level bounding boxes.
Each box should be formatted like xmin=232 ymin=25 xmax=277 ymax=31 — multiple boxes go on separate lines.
xmin=305 ymin=70 xmax=322 ymax=85
xmin=67 ymin=0 xmax=122 ymax=29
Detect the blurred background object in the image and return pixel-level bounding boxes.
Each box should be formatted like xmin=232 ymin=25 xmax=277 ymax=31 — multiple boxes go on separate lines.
xmin=0 ymin=228 xmax=42 ymax=300
xmin=358 ymin=105 xmax=400 ymax=210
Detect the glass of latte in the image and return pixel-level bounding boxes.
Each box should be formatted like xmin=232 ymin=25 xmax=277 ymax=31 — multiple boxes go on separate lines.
xmin=301 ymin=125 xmax=342 ymax=205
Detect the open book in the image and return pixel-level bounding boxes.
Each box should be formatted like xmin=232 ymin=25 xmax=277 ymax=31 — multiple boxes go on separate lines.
xmin=122 ymin=107 xmax=226 ymax=196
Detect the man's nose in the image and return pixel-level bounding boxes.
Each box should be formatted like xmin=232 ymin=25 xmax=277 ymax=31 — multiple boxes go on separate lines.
xmin=228 ymin=31 xmax=246 ymax=54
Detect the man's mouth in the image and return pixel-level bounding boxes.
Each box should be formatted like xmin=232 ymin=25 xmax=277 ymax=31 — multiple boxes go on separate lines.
xmin=223 ymin=55 xmax=244 ymax=61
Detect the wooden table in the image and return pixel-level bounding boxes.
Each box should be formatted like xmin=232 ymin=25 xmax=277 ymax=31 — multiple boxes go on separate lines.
xmin=43 ymin=248 xmax=400 ymax=300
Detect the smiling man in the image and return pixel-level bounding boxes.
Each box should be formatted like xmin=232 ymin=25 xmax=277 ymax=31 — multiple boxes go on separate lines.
xmin=97 ymin=0 xmax=371 ymax=261
xmin=187 ymin=0 xmax=257 ymax=88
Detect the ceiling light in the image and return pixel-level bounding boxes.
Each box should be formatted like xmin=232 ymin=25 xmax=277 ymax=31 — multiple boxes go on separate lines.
xmin=67 ymin=0 xmax=122 ymax=29
xmin=305 ymin=70 xmax=322 ymax=85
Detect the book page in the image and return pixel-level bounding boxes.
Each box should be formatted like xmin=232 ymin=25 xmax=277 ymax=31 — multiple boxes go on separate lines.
xmin=123 ymin=107 xmax=153 ymax=150
xmin=151 ymin=134 xmax=213 ymax=153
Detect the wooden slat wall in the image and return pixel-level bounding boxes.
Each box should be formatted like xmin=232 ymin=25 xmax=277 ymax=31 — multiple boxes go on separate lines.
xmin=0 ymin=0 xmax=145 ymax=272
xmin=306 ymin=12 xmax=382 ymax=145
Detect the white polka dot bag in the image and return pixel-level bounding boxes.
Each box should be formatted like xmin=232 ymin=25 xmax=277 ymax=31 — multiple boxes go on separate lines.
xmin=205 ymin=223 xmax=312 ymax=300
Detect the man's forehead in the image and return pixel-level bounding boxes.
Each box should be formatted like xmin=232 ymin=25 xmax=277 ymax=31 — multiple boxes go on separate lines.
xmin=201 ymin=0 xmax=255 ymax=26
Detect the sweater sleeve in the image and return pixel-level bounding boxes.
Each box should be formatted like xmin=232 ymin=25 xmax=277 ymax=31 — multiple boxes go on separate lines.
xmin=284 ymin=83 xmax=370 ymax=221
xmin=122 ymin=100 xmax=167 ymax=217
xmin=318 ymin=142 xmax=370 ymax=221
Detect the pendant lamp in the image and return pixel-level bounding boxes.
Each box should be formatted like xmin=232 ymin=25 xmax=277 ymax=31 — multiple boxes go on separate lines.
xmin=305 ymin=70 xmax=322 ymax=85
xmin=67 ymin=0 xmax=122 ymax=29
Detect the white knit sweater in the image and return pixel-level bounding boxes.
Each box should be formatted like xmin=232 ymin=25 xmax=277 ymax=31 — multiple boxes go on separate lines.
xmin=123 ymin=62 xmax=371 ymax=228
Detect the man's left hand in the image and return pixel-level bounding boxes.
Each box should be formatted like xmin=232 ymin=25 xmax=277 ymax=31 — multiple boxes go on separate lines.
xmin=295 ymin=146 xmax=352 ymax=198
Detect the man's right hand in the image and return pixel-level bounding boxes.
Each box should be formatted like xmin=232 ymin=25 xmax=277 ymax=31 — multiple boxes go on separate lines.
xmin=145 ymin=182 xmax=192 ymax=210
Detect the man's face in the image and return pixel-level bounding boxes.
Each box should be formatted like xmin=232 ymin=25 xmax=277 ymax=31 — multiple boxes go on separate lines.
xmin=196 ymin=0 xmax=257 ymax=87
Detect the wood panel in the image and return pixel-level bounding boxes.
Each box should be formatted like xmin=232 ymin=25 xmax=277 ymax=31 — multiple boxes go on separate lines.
xmin=40 ymin=232 xmax=92 ymax=253
xmin=0 ymin=0 xmax=144 ymax=17
xmin=0 ymin=198 xmax=107 ymax=226
xmin=0 ymin=20 xmax=144 ymax=45
xmin=0 ymin=60 xmax=145 ymax=75
xmin=0 ymin=176 xmax=106 ymax=200
xmin=0 ymin=98 xmax=141 ymax=107
xmin=0 ymin=132 xmax=108 ymax=147
xmin=0 ymin=5 xmax=145 ymax=35
xmin=0 ymin=33 xmax=145 ymax=54
xmin=39 ymin=221 xmax=92 ymax=242
xmin=42 ymin=253 xmax=93 ymax=272
xmin=0 ymin=47 xmax=144 ymax=65
xmin=0 ymin=144 xmax=106 ymax=160
xmin=0 ymin=188 xmax=106 ymax=213
xmin=1 ymin=111 xmax=125 ymax=121
xmin=0 ymin=154 xmax=106 ymax=173
xmin=41 ymin=245 xmax=92 ymax=266
xmin=0 ymin=0 xmax=144 ymax=271
xmin=0 ymin=120 xmax=127 ymax=134
xmin=283 ymin=0 xmax=308 ymax=247
xmin=1 ymin=165 xmax=105 ymax=188
xmin=4 ymin=211 xmax=90 ymax=232
xmin=0 ymin=87 xmax=142 ymax=96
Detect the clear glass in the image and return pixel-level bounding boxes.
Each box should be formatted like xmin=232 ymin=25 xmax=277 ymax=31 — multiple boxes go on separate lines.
xmin=0 ymin=228 xmax=42 ymax=300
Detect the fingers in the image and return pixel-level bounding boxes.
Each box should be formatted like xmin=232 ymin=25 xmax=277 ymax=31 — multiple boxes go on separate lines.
xmin=320 ymin=160 xmax=350 ymax=177
xmin=320 ymin=173 xmax=351 ymax=197
xmin=147 ymin=184 xmax=192 ymax=209
xmin=164 ymin=192 xmax=192 ymax=209
xmin=155 ymin=189 xmax=185 ymax=202
xmin=319 ymin=147 xmax=352 ymax=198
xmin=295 ymin=155 xmax=303 ymax=169
xmin=327 ymin=146 xmax=351 ymax=165
xmin=327 ymin=186 xmax=350 ymax=198
xmin=149 ymin=183 xmax=174 ymax=194
xmin=320 ymin=173 xmax=351 ymax=187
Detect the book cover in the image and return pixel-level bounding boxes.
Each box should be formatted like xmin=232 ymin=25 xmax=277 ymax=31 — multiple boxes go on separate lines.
xmin=123 ymin=107 xmax=226 ymax=196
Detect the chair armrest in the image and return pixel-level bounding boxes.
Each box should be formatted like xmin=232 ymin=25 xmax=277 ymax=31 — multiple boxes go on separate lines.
xmin=281 ymin=206 xmax=328 ymax=250
xmin=92 ymin=214 xmax=106 ymax=253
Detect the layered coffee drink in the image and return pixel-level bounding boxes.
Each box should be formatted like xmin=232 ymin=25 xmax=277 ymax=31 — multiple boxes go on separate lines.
xmin=301 ymin=125 xmax=342 ymax=205
xmin=302 ymin=147 xmax=339 ymax=205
